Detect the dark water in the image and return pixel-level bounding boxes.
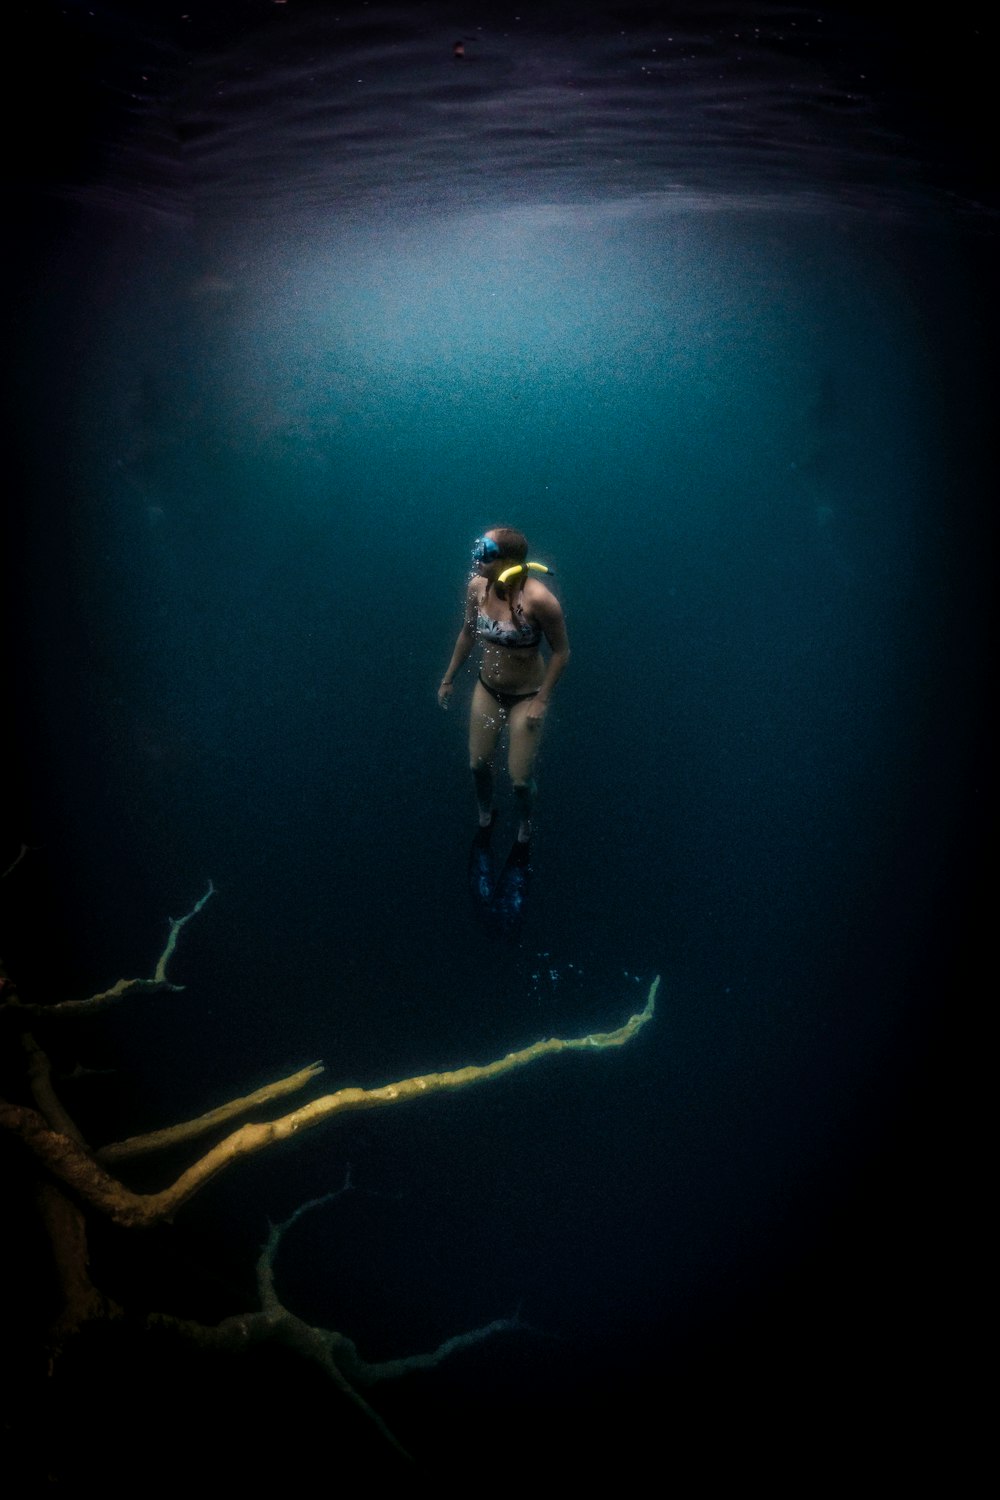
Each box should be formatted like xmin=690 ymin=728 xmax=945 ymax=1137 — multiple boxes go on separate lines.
xmin=4 ymin=1 xmax=994 ymax=1483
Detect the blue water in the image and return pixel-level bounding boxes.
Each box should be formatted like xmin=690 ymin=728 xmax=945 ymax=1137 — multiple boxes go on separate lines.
xmin=4 ymin=0 xmax=993 ymax=1482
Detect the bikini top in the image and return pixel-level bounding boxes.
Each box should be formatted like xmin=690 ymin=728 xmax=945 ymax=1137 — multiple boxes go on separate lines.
xmin=476 ymin=610 xmax=542 ymax=650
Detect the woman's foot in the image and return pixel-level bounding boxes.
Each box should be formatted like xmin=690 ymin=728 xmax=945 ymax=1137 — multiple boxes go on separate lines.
xmin=479 ymin=807 xmax=497 ymax=830
xmin=516 ymin=819 xmax=532 ymax=843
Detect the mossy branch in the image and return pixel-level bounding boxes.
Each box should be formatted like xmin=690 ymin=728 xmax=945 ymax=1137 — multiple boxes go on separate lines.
xmin=1 ymin=869 xmax=659 ymax=1464
xmin=96 ymin=1062 xmax=326 ymax=1164
xmin=148 ymin=1168 xmax=529 ymax=1463
xmin=1 ymin=978 xmax=658 ymax=1229
xmin=1 ymin=882 xmax=215 ymax=1017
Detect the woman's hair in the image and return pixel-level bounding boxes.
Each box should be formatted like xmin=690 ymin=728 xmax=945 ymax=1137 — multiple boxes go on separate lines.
xmin=488 ymin=526 xmax=528 ymax=563
xmin=485 ymin=526 xmax=530 ymax=619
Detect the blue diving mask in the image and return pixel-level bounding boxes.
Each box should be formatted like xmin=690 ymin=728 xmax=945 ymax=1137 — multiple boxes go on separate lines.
xmin=471 ymin=535 xmax=501 ymax=565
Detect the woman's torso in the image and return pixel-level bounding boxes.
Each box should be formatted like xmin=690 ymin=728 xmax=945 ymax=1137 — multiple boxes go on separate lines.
xmin=473 ymin=577 xmax=546 ymax=691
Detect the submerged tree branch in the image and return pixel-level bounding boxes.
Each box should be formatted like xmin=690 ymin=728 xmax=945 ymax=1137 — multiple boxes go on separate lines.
xmin=344 ymin=1316 xmax=528 ymax=1386
xmin=153 ymin=881 xmax=215 ymax=984
xmin=96 ymin=1062 xmax=326 ymax=1164
xmin=149 ymin=1166 xmax=529 ymax=1462
xmin=6 ymin=976 xmax=181 ymax=1019
xmin=1 ymin=882 xmax=215 ymax=1017
xmin=1 ymin=978 xmax=659 ymax=1229
xmin=22 ymin=1031 xmax=87 ymax=1146
xmin=2 ymin=869 xmax=660 ymax=1464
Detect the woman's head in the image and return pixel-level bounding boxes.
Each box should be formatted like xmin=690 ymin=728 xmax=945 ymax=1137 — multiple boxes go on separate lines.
xmin=473 ymin=526 xmax=533 ymax=612
xmin=472 ymin=526 xmax=528 ymax=574
xmin=487 ymin=526 xmax=528 ymax=562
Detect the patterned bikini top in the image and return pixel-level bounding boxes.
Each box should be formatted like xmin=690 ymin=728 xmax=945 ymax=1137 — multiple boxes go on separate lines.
xmin=476 ymin=610 xmax=542 ymax=651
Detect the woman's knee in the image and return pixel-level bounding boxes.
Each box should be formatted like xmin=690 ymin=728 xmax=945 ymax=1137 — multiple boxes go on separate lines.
xmin=507 ymin=737 xmax=540 ymax=783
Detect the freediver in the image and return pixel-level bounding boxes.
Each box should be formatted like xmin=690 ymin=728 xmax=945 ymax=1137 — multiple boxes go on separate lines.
xmin=438 ymin=527 xmax=569 ymax=932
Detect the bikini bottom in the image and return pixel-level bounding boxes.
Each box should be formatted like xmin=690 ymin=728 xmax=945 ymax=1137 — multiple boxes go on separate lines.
xmin=478 ymin=672 xmax=539 ymax=715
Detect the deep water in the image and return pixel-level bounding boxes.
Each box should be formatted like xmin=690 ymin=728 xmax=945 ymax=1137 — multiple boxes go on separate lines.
xmin=3 ymin=1 xmax=993 ymax=1486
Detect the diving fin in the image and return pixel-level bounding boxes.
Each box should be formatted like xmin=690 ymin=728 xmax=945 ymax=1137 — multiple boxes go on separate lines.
xmin=468 ymin=812 xmax=498 ymax=912
xmin=490 ymin=837 xmax=532 ymax=940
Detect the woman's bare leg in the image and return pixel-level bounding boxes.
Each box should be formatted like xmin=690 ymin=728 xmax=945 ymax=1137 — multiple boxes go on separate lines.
xmin=469 ymin=679 xmax=505 ymax=826
xmin=507 ymin=696 xmax=544 ymax=841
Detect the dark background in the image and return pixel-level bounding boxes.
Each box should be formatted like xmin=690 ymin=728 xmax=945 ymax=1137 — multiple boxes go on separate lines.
xmin=3 ymin=1 xmax=993 ymax=1485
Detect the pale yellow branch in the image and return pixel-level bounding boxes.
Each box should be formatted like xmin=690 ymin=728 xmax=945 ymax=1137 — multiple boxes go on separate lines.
xmin=0 ymin=1096 xmax=146 ymax=1221
xmin=96 ymin=1062 xmax=326 ymax=1164
xmin=1 ymin=979 xmax=659 ymax=1230
xmin=0 ymin=883 xmax=215 ymax=1017
xmin=6 ymin=976 xmax=180 ymax=1018
xmin=154 ymin=881 xmax=215 ymax=983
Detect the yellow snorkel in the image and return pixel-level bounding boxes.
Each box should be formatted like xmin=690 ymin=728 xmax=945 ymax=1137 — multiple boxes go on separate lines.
xmin=497 ymin=561 xmax=552 ymax=585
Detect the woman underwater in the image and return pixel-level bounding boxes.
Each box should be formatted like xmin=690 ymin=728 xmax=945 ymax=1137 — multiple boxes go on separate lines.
xmin=438 ymin=527 xmax=570 ymax=842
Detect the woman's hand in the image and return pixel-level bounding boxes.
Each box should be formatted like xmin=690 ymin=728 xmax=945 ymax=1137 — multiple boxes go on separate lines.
xmin=525 ymin=698 xmax=548 ymax=730
xmin=438 ymin=681 xmax=454 ymax=709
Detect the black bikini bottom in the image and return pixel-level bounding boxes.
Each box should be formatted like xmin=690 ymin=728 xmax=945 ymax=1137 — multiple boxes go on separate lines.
xmin=478 ymin=672 xmax=539 ymax=714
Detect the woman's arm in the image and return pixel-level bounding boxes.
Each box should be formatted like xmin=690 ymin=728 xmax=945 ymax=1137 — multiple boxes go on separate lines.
xmin=438 ymin=584 xmax=478 ymax=708
xmin=526 ymin=591 xmax=570 ymax=725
